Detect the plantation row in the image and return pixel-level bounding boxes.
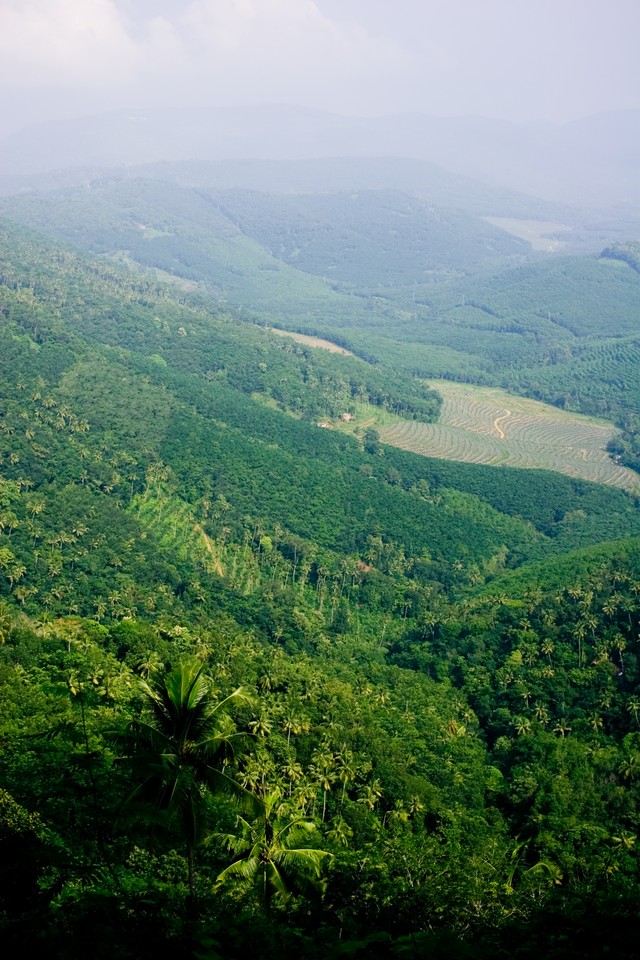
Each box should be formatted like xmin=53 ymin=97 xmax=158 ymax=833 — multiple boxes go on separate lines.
xmin=377 ymin=404 xmax=640 ymax=491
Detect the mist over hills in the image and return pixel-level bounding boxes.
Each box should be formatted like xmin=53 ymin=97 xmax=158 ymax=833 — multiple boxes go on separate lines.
xmin=2 ymin=0 xmax=640 ymax=947
xmin=2 ymin=104 xmax=640 ymax=207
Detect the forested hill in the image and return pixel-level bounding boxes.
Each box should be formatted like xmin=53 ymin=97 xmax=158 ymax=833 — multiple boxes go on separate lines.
xmin=1 ymin=219 xmax=640 ymax=958
xmin=4 ymin=178 xmax=640 ymax=478
xmin=0 ymin=217 xmax=637 ymax=615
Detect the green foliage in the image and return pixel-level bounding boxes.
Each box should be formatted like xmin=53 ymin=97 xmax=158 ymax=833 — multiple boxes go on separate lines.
xmin=600 ymin=241 xmax=640 ymax=273
xmin=1 ymin=189 xmax=640 ymax=958
xmin=120 ymin=660 xmax=254 ymax=896
xmin=208 ymin=187 xmax=525 ymax=284
xmin=215 ymin=789 xmax=331 ymax=913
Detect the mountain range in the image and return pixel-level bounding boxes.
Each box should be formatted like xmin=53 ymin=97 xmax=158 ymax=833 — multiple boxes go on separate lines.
xmin=2 ymin=104 xmax=640 ymax=206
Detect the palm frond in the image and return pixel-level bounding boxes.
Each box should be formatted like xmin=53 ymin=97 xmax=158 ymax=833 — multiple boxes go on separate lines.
xmin=267 ymin=861 xmax=290 ymax=900
xmin=277 ymin=847 xmax=332 ymax=878
xmin=215 ymin=853 xmax=261 ymax=888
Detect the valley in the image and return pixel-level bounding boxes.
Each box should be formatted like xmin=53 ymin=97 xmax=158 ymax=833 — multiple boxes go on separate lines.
xmin=1 ymin=107 xmax=640 ymax=959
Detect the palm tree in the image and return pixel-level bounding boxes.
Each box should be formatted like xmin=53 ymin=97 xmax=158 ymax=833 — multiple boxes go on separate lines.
xmin=513 ymin=715 xmax=532 ymax=738
xmin=335 ymin=745 xmax=356 ymax=812
xmin=627 ymin=698 xmax=640 ymax=727
xmin=309 ymin=745 xmax=337 ymax=822
xmin=573 ymin=619 xmax=588 ymax=667
xmin=122 ymin=660 xmax=253 ymax=899
xmin=553 ymin=718 xmax=572 ymax=738
xmin=214 ymin=790 xmax=331 ymax=915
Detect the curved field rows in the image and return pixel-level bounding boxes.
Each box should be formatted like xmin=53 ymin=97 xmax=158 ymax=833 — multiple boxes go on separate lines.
xmin=377 ymin=381 xmax=640 ymax=492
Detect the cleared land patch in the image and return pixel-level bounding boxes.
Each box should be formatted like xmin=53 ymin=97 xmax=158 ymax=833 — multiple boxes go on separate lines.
xmin=373 ymin=381 xmax=640 ymax=492
xmin=484 ymin=217 xmax=572 ymax=252
xmin=268 ymin=327 xmax=356 ymax=356
xmin=255 ymin=329 xmax=639 ymax=492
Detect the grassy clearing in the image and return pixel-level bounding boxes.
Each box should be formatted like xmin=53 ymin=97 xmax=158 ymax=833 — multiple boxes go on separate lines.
xmin=133 ymin=484 xmax=224 ymax=575
xmin=484 ymin=217 xmax=572 ymax=251
xmin=267 ymin=328 xmax=357 ymax=356
xmin=106 ymin=251 xmax=201 ymax=293
xmin=340 ymin=382 xmax=640 ymax=492
xmin=138 ymin=224 xmax=173 ymax=239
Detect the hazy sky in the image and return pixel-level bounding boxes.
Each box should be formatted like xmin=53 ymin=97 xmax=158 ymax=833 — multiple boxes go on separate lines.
xmin=1 ymin=0 xmax=638 ymax=135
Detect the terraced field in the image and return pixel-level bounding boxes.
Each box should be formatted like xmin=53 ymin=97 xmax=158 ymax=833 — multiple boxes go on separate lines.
xmin=377 ymin=381 xmax=640 ymax=492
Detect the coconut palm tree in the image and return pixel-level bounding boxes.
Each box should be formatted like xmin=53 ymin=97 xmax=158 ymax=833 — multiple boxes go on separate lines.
xmin=122 ymin=660 xmax=253 ymax=899
xmin=214 ymin=790 xmax=331 ymax=915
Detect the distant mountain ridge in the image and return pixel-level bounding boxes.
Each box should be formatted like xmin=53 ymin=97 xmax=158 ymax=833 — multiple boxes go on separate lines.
xmin=1 ymin=104 xmax=639 ymax=205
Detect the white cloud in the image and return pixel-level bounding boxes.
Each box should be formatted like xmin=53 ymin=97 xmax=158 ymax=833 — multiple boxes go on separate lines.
xmin=181 ymin=0 xmax=393 ymax=60
xmin=173 ymin=0 xmax=411 ymax=109
xmin=0 ymin=0 xmax=412 ymax=114
xmin=0 ymin=0 xmax=138 ymax=87
xmin=2 ymin=0 xmax=635 ymax=127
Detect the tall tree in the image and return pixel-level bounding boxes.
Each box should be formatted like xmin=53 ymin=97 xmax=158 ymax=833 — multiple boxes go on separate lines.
xmin=215 ymin=790 xmax=331 ymax=915
xmin=122 ymin=660 xmax=253 ymax=899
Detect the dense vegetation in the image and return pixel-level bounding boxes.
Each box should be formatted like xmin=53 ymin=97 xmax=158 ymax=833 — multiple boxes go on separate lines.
xmin=4 ymin=178 xmax=640 ymax=467
xmin=1 ymin=177 xmax=640 ymax=959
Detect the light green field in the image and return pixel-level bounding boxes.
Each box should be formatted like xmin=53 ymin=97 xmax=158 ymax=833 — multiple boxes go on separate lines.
xmin=484 ymin=217 xmax=572 ymax=251
xmin=259 ymin=329 xmax=639 ymax=492
xmin=364 ymin=381 xmax=640 ymax=492
xmin=268 ymin=328 xmax=356 ymax=356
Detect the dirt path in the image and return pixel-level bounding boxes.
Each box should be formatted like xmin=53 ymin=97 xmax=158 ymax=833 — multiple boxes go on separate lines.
xmin=493 ymin=409 xmax=511 ymax=439
xmin=194 ymin=523 xmax=224 ymax=576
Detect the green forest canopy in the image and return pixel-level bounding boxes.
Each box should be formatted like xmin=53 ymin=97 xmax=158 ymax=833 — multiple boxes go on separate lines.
xmin=1 ymin=207 xmax=640 ymax=958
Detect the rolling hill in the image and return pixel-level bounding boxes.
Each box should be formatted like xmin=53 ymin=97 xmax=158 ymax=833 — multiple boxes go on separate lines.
xmin=2 ymin=142 xmax=640 ymax=959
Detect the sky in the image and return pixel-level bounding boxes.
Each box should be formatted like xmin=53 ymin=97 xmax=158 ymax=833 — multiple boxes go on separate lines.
xmin=0 ymin=0 xmax=639 ymax=136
